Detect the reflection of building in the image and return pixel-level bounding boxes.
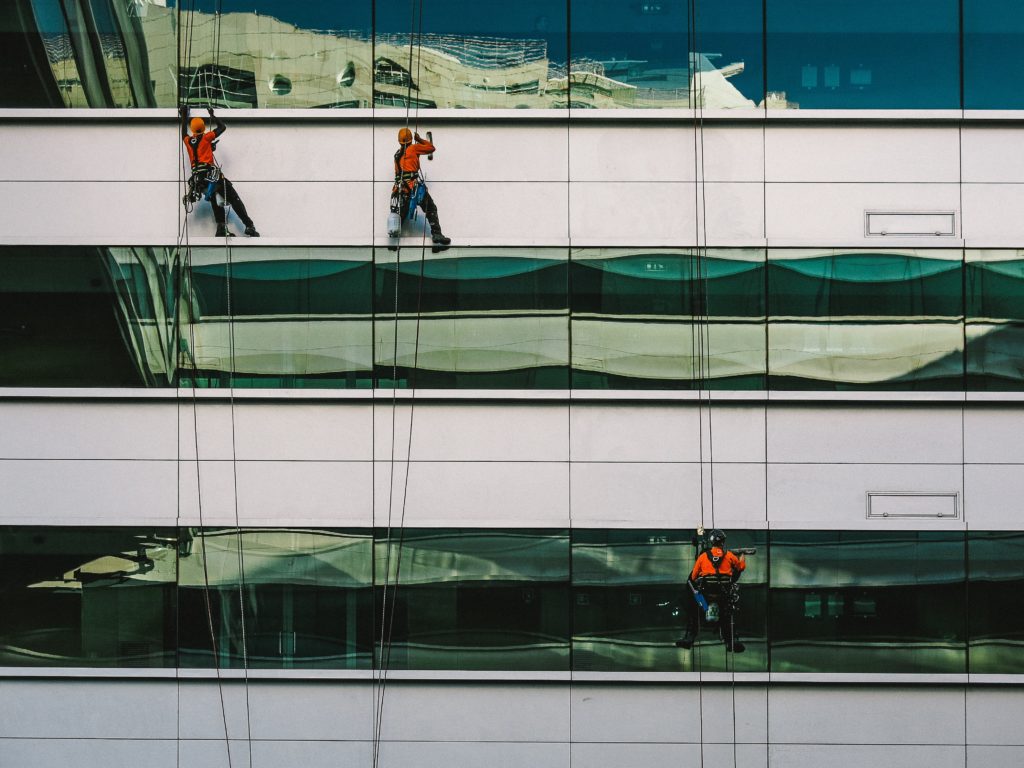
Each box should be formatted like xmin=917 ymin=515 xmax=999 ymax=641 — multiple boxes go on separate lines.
xmin=4 ymin=2 xmax=1024 ymax=768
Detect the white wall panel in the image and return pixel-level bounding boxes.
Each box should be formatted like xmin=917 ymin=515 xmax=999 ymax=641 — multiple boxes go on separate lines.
xmin=968 ymin=747 xmax=1024 ymax=764
xmin=378 ymin=742 xmax=569 ymax=768
xmin=570 ymin=182 xmax=696 ymax=246
xmin=237 ymin=682 xmax=373 ymax=741
xmin=569 ymin=124 xmax=764 ymax=183
xmin=0 ymin=401 xmax=176 ymax=459
xmin=570 ymin=405 xmax=702 ymax=463
xmin=0 ymin=181 xmax=179 ymax=244
xmin=765 ymin=182 xmax=960 ymax=244
xmin=962 ymin=183 xmax=1024 ymax=245
xmin=218 ymin=124 xmax=373 ymax=182
xmin=768 ymin=406 xmax=964 ymax=464
xmin=375 ymin=124 xmax=569 ymax=182
xmin=373 ymin=180 xmax=568 ymax=246
xmin=0 ymin=739 xmax=177 ymax=768
xmin=766 ymin=126 xmax=960 ymax=183
xmin=374 ymin=460 xmax=568 ymax=527
xmin=253 ymin=741 xmax=371 ymax=768
xmin=0 ymin=124 xmax=177 ymax=181
xmin=376 ymin=683 xmax=570 ymax=742
xmin=767 ymin=463 xmax=965 ymax=528
xmin=769 ymin=745 xmax=966 ymax=768
xmin=233 ymin=460 xmax=373 ymax=525
xmin=964 ymin=408 xmax=1024 ymax=464
xmin=967 ymin=688 xmax=1024 ymax=745
xmin=373 ymin=404 xmax=568 ymax=462
xmin=234 ymin=403 xmax=372 ymax=461
xmin=0 ymin=458 xmax=177 ymax=525
xmin=768 ymin=687 xmax=966 ymax=745
xmin=962 ymin=128 xmax=1024 ymax=183
xmin=964 ymin=466 xmax=1024 ymax=529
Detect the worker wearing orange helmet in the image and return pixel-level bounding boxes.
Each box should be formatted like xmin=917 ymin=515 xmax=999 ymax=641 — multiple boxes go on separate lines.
xmin=675 ymin=528 xmax=746 ymax=652
xmin=180 ymin=105 xmax=259 ymax=238
xmin=392 ymin=127 xmax=450 ymax=252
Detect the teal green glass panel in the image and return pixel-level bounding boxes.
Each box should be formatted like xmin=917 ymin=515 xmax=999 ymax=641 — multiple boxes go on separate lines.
xmin=964 ymin=0 xmax=1024 ymax=110
xmin=969 ymin=531 xmax=1024 ymax=674
xmin=374 ymin=0 xmax=566 ymax=109
xmin=570 ymin=0 xmax=764 ymax=109
xmin=767 ymin=0 xmax=960 ymax=109
xmin=0 ymin=527 xmax=177 ymax=667
xmin=177 ymin=528 xmax=373 ymax=669
xmin=966 ymin=251 xmax=1024 ymax=390
xmin=374 ymin=528 xmax=570 ymax=670
xmin=0 ymin=247 xmax=148 ymax=387
xmin=571 ymin=249 xmax=766 ymax=389
xmin=181 ymin=247 xmax=373 ymax=388
xmin=768 ymin=249 xmax=964 ymax=390
xmin=769 ymin=530 xmax=966 ymax=673
xmin=374 ymin=248 xmax=569 ymax=388
xmin=572 ymin=529 xmax=767 ymax=672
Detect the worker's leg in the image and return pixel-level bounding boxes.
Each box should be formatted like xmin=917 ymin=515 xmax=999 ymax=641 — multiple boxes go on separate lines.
xmin=675 ymin=597 xmax=700 ymax=648
xmin=221 ymin=177 xmax=258 ymax=235
xmin=208 ymin=189 xmax=229 ymax=236
xmin=720 ymin=607 xmax=745 ymax=653
xmin=419 ymin=190 xmax=450 ymax=249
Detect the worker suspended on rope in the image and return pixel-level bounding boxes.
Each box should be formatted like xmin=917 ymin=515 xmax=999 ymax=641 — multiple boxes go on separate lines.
xmin=676 ymin=528 xmax=747 ymax=653
xmin=388 ymin=127 xmax=451 ymax=253
xmin=180 ymin=105 xmax=260 ymax=238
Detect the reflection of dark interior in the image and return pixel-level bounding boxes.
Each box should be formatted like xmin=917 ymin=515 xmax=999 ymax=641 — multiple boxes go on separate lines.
xmin=0 ymin=248 xmax=144 ymax=387
xmin=374 ymin=57 xmax=417 ymax=89
xmin=1 ymin=0 xmax=64 ymax=106
xmin=179 ymin=64 xmax=258 ymax=108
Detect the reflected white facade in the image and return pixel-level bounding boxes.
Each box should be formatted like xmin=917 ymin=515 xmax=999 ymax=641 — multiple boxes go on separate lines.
xmin=4 ymin=9 xmax=1024 ymax=768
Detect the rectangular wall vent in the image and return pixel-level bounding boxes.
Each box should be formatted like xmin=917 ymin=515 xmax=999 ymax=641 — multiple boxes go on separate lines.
xmin=865 ymin=211 xmax=956 ymax=237
xmin=866 ymin=492 xmax=959 ymax=519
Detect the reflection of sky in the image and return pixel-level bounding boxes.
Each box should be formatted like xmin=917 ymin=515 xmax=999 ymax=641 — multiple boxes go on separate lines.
xmin=169 ymin=0 xmax=370 ymax=30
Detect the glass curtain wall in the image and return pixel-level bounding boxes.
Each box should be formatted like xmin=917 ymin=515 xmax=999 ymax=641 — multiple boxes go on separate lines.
xmin=6 ymin=526 xmax=1024 ymax=673
xmin=966 ymin=249 xmax=1024 ymax=390
xmin=10 ymin=0 xmax=1018 ymax=109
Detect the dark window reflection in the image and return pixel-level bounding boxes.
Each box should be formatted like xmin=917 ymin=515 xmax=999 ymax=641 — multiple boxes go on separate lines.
xmin=966 ymin=250 xmax=1024 ymax=390
xmin=969 ymin=531 xmax=1024 ymax=674
xmin=768 ymin=250 xmax=964 ymax=390
xmin=572 ymin=529 xmax=766 ymax=672
xmin=964 ymin=0 xmax=1024 ymax=110
xmin=177 ymin=528 xmax=373 ymax=669
xmin=770 ymin=530 xmax=966 ymax=673
xmin=571 ymin=249 xmax=766 ymax=389
xmin=0 ymin=527 xmax=177 ymax=667
xmin=767 ymin=0 xmax=960 ymax=109
xmin=0 ymin=248 xmax=147 ymax=387
xmin=570 ymin=0 xmax=763 ymax=109
xmin=375 ymin=528 xmax=570 ymax=670
xmin=183 ymin=248 xmax=374 ymax=388
xmin=374 ymin=248 xmax=569 ymax=388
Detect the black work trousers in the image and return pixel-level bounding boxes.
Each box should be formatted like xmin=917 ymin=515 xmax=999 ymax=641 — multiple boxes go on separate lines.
xmin=684 ymin=591 xmax=740 ymax=647
xmin=399 ymin=186 xmax=443 ymax=234
xmin=210 ymin=176 xmax=254 ymax=228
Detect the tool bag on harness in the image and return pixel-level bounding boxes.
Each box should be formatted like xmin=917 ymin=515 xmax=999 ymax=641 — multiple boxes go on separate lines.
xmin=387 ymin=173 xmax=426 ymax=237
xmin=184 ymin=164 xmax=222 ymax=206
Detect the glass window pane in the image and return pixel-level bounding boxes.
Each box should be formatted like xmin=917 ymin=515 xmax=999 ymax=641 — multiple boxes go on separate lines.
xmin=375 ymin=528 xmax=570 ymax=670
xmin=964 ymin=0 xmax=1024 ymax=110
xmin=0 ymin=527 xmax=177 ymax=667
xmin=374 ymin=0 xmax=566 ymax=109
xmin=177 ymin=528 xmax=373 ymax=669
xmin=182 ymin=247 xmax=374 ymax=388
xmin=572 ymin=528 xmax=767 ymax=672
xmin=966 ymin=249 xmax=1024 ymax=390
xmin=572 ymin=248 xmax=766 ymax=389
xmin=768 ymin=249 xmax=964 ymax=390
xmin=570 ymin=0 xmax=763 ymax=109
xmin=969 ymin=531 xmax=1024 ymax=674
xmin=0 ymin=247 xmax=149 ymax=387
xmin=769 ymin=530 xmax=966 ymax=673
xmin=766 ymin=0 xmax=960 ymax=109
xmin=375 ymin=247 xmax=569 ymax=388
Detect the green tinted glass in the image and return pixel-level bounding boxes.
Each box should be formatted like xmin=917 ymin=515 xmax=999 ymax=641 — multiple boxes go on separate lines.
xmin=968 ymin=531 xmax=1024 ymax=674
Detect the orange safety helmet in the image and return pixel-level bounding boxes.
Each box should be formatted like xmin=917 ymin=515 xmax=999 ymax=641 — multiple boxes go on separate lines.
xmin=397 ymin=127 xmax=413 ymax=144
xmin=190 ymin=117 xmax=206 ymax=134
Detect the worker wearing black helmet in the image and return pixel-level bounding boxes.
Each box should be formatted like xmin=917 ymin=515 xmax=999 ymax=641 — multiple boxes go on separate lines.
xmin=676 ymin=528 xmax=746 ymax=652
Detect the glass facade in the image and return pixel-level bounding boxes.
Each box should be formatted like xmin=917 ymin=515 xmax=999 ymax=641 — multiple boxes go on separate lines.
xmin=3 ymin=0 xmax=1018 ymax=109
xmin=4 ymin=525 xmax=1019 ymax=674
xmin=10 ymin=246 xmax=1023 ymax=391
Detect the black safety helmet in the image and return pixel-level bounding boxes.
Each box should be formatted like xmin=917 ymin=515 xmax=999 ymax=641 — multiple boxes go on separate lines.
xmin=709 ymin=529 xmax=726 ymax=546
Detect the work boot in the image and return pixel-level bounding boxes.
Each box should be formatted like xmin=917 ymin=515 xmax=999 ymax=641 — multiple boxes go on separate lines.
xmin=674 ymin=636 xmax=694 ymax=649
xmin=244 ymin=225 xmax=260 ymax=237
xmin=431 ymin=231 xmax=451 ymax=253
xmin=215 ymin=224 xmax=234 ymax=237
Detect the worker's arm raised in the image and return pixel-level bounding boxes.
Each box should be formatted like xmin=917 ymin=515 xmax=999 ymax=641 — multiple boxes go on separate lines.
xmin=208 ymin=107 xmax=227 ymax=137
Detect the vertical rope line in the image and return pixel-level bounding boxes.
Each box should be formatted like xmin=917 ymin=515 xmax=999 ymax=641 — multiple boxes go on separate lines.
xmin=566 ymin=4 xmax=574 ymax=762
xmin=957 ymin=8 xmax=969 ymax=754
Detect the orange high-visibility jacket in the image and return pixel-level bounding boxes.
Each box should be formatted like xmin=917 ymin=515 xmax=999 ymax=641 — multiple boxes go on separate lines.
xmin=690 ymin=547 xmax=746 ymax=581
xmin=394 ymin=136 xmax=435 ymax=188
xmin=184 ymin=131 xmax=219 ymax=169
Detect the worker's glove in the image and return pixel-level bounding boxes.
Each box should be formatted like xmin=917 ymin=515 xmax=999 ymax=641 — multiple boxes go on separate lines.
xmin=178 ymin=104 xmax=189 ymax=121
xmin=414 ymin=132 xmax=422 ymax=142
xmin=207 ymin=106 xmax=215 ymax=117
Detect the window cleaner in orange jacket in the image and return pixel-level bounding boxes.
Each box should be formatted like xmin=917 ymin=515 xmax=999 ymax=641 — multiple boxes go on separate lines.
xmin=391 ymin=127 xmax=450 ymax=252
xmin=180 ymin=105 xmax=259 ymax=238
xmin=676 ymin=528 xmax=746 ymax=652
